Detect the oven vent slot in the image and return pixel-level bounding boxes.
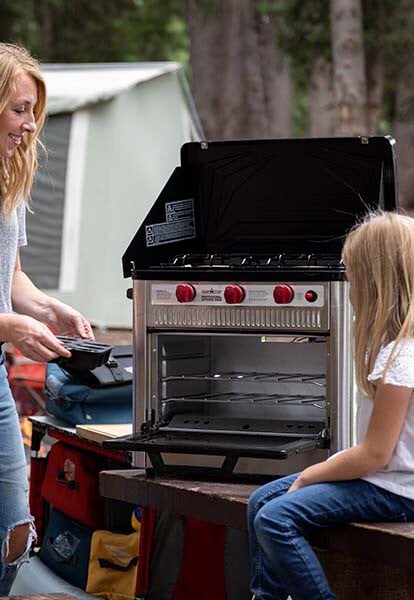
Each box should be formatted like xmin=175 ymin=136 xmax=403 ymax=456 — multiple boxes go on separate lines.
xmin=151 ymin=306 xmax=327 ymax=330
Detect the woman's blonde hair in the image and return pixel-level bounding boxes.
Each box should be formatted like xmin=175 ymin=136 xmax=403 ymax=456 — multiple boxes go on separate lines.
xmin=0 ymin=42 xmax=47 ymax=217
xmin=342 ymin=211 xmax=414 ymax=397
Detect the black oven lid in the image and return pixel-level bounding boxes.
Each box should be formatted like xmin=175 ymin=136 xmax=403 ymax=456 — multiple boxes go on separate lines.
xmin=123 ymin=136 xmax=397 ymax=277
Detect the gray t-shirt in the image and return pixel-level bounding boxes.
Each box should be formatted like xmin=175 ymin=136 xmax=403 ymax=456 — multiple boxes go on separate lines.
xmin=0 ymin=203 xmax=27 ymax=313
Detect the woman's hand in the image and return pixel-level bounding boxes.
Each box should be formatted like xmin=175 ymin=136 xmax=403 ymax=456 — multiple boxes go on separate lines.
xmin=11 ymin=265 xmax=94 ymax=340
xmin=2 ymin=314 xmax=72 ymax=362
xmin=45 ymin=302 xmax=94 ymax=340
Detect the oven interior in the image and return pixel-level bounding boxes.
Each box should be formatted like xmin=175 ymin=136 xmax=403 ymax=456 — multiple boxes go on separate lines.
xmin=114 ymin=333 xmax=330 ymax=475
xmin=157 ymin=332 xmax=326 ymax=432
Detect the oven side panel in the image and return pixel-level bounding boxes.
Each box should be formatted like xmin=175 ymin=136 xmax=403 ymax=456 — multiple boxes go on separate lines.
xmin=328 ymin=280 xmax=356 ymax=452
xmin=132 ymin=279 xmax=149 ymax=468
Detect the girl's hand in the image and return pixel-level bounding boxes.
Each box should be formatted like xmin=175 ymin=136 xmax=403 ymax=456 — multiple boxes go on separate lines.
xmin=4 ymin=314 xmax=72 ymax=362
xmin=287 ymin=473 xmax=306 ymax=493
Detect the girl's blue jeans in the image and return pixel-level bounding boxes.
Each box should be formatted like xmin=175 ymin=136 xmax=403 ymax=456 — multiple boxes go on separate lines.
xmin=248 ymin=472 xmax=414 ymax=600
xmin=0 ymin=355 xmax=36 ymax=594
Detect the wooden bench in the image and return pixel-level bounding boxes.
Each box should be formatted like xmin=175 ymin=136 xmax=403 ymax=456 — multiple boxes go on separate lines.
xmin=100 ymin=470 xmax=414 ymax=599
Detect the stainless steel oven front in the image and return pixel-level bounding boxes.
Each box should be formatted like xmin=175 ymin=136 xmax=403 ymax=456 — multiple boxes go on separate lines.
xmin=129 ymin=278 xmax=355 ymax=477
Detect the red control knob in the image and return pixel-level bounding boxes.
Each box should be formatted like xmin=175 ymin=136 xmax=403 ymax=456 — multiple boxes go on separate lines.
xmin=176 ymin=284 xmax=196 ymax=303
xmin=224 ymin=285 xmax=245 ymax=304
xmin=273 ymin=284 xmax=294 ymax=304
xmin=305 ymin=290 xmax=318 ymax=303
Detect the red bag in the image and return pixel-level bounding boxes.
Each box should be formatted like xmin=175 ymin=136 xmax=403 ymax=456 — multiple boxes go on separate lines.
xmin=29 ymin=456 xmax=48 ymax=542
xmin=135 ymin=506 xmax=156 ymax=596
xmin=172 ymin=518 xmax=227 ymax=600
xmin=41 ymin=442 xmax=106 ymax=529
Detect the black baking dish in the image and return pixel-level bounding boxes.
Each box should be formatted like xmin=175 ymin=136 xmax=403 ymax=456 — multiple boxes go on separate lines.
xmin=52 ymin=336 xmax=113 ymax=371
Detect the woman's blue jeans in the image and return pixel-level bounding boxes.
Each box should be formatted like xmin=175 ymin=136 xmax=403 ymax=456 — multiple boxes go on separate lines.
xmin=0 ymin=355 xmax=35 ymax=594
xmin=248 ymin=472 xmax=414 ymax=600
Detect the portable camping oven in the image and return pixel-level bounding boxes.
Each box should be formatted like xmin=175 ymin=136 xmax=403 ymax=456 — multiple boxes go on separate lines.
xmin=107 ymin=137 xmax=397 ymax=478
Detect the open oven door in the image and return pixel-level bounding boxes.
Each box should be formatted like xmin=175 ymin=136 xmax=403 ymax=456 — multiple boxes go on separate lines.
xmin=103 ymin=420 xmax=329 ymax=478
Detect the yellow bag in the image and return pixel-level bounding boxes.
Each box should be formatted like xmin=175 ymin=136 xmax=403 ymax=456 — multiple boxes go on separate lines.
xmin=86 ymin=527 xmax=140 ymax=600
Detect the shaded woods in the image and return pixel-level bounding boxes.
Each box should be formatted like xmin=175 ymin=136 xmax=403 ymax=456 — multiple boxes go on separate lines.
xmin=2 ymin=0 xmax=414 ymax=206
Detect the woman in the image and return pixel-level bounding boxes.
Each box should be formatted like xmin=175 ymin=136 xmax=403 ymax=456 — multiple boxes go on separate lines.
xmin=0 ymin=42 xmax=93 ymax=593
xmin=248 ymin=211 xmax=414 ymax=600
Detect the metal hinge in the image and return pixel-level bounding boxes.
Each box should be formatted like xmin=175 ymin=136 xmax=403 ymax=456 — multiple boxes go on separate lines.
xmin=318 ymin=428 xmax=331 ymax=449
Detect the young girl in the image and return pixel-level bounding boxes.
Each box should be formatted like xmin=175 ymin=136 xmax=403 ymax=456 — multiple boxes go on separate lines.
xmin=248 ymin=211 xmax=414 ymax=600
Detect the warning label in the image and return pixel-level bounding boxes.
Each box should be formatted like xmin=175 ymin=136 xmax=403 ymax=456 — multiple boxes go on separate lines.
xmin=146 ymin=199 xmax=196 ymax=247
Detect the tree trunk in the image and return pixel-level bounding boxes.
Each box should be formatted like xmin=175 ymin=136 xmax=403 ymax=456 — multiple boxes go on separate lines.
xmin=257 ymin=9 xmax=292 ymax=138
xmin=366 ymin=53 xmax=384 ymax=135
xmin=330 ymin=0 xmax=368 ymax=135
xmin=308 ymin=56 xmax=334 ymax=137
xmin=185 ymin=0 xmax=292 ymax=140
xmin=393 ymin=64 xmax=414 ymax=210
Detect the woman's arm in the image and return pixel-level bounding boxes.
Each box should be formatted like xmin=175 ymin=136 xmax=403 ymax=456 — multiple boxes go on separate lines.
xmin=288 ymin=381 xmax=412 ymax=492
xmin=11 ymin=251 xmax=94 ymax=339
xmin=0 ymin=251 xmax=94 ymax=362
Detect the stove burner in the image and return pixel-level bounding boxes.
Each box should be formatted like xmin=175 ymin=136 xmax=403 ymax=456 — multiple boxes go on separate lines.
xmin=165 ymin=253 xmax=344 ymax=270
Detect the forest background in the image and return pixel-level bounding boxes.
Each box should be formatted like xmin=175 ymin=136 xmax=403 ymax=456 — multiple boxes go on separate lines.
xmin=1 ymin=0 xmax=414 ymax=207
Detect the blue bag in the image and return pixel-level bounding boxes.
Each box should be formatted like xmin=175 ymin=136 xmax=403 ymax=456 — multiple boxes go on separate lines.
xmin=45 ymin=345 xmax=132 ymax=426
xmin=39 ymin=508 xmax=93 ymax=589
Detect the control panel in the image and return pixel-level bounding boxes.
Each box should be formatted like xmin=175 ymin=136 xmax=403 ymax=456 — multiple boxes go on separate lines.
xmin=151 ymin=282 xmax=325 ymax=307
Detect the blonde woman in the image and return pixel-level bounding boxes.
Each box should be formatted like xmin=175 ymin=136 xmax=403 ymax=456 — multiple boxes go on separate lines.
xmin=248 ymin=212 xmax=414 ymax=600
xmin=0 ymin=42 xmax=93 ymax=593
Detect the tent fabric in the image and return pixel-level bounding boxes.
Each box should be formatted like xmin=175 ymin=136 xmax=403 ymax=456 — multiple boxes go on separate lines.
xmin=21 ymin=62 xmax=202 ymax=327
xmin=44 ymin=63 xmax=181 ymax=114
xmin=22 ymin=113 xmax=71 ymax=289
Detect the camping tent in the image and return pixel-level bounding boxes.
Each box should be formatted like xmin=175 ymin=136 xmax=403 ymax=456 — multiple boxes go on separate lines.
xmin=21 ymin=63 xmax=202 ymax=328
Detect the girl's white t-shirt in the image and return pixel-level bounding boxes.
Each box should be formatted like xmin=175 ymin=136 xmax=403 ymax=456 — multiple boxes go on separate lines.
xmin=358 ymin=338 xmax=414 ymax=499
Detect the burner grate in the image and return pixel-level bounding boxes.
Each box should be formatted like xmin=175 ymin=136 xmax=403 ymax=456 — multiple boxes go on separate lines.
xmin=163 ymin=253 xmax=344 ymax=270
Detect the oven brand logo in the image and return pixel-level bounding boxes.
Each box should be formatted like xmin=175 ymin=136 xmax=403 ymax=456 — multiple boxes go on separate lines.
xmin=201 ymin=288 xmax=221 ymax=295
xmin=201 ymin=287 xmax=222 ymax=302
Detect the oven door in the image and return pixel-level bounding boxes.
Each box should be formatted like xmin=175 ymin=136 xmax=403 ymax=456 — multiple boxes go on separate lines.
xmin=103 ymin=427 xmax=327 ymax=477
xmin=104 ymin=332 xmax=330 ymax=477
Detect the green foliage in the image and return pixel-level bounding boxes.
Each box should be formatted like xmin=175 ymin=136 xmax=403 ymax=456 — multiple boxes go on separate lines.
xmin=261 ymin=0 xmax=414 ymax=135
xmin=260 ymin=0 xmax=330 ymax=77
xmin=259 ymin=0 xmax=330 ymax=136
xmin=0 ymin=0 xmax=189 ymax=66
xmin=2 ymin=0 xmax=413 ymax=136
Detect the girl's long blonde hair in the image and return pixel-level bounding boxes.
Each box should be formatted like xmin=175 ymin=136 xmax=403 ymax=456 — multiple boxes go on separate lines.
xmin=0 ymin=42 xmax=46 ymax=217
xmin=342 ymin=211 xmax=414 ymax=398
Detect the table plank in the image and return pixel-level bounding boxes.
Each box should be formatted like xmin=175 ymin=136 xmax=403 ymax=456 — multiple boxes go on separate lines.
xmin=100 ymin=470 xmax=255 ymax=529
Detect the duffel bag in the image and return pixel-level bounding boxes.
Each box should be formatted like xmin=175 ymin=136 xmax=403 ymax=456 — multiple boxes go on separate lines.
xmin=44 ymin=345 xmax=133 ymax=426
xmin=41 ymin=441 xmax=106 ymax=529
xmin=39 ymin=508 xmax=93 ymax=589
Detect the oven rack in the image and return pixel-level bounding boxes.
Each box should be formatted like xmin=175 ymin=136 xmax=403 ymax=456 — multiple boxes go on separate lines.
xmin=162 ymin=371 xmax=326 ymax=386
xmin=162 ymin=392 xmax=326 ymax=408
